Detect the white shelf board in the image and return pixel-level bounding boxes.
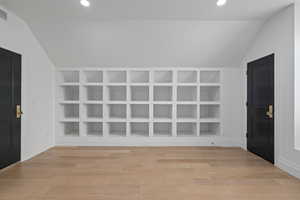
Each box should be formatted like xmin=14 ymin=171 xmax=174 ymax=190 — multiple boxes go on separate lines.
xmin=60 ymin=118 xmax=80 ymax=122
xmin=59 ymin=83 xmax=80 ymax=86
xmin=59 ymin=101 xmax=80 ymax=104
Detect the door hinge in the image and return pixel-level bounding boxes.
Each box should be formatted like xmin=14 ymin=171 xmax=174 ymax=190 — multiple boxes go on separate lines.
xmin=246 ymin=102 xmax=248 ymax=106
xmin=246 ymin=132 xmax=249 ymax=138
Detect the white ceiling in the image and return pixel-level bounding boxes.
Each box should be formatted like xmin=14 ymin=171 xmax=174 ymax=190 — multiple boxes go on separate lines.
xmin=0 ymin=0 xmax=295 ymax=67
xmin=2 ymin=0 xmax=294 ymax=20
xmin=0 ymin=0 xmax=296 ymax=20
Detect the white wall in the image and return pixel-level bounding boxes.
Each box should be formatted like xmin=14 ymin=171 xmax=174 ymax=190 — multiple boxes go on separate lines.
xmin=295 ymin=3 xmax=300 ymax=150
xmin=241 ymin=5 xmax=300 ymax=179
xmin=0 ymin=6 xmax=55 ymax=161
xmin=31 ymin=20 xmax=262 ymax=68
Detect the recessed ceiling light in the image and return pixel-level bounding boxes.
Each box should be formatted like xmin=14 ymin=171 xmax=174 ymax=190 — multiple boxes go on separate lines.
xmin=80 ymin=0 xmax=90 ymax=7
xmin=217 ymin=0 xmax=227 ymax=7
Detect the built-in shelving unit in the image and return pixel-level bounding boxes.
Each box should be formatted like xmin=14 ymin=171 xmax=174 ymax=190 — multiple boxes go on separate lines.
xmin=56 ymin=69 xmax=222 ymax=144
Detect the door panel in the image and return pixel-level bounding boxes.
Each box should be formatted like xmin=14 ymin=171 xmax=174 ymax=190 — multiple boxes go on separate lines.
xmin=247 ymin=54 xmax=274 ymax=164
xmin=0 ymin=47 xmax=21 ymax=169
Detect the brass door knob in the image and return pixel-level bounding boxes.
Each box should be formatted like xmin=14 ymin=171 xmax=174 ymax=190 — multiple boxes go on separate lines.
xmin=266 ymin=105 xmax=273 ymax=119
xmin=16 ymin=105 xmax=23 ymax=119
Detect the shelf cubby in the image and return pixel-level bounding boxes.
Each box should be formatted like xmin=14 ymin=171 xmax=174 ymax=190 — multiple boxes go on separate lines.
xmin=108 ymin=122 xmax=126 ymax=137
xmin=177 ymin=122 xmax=197 ymax=137
xmin=107 ymin=104 xmax=126 ymax=119
xmin=85 ymin=122 xmax=103 ymax=137
xmin=84 ymin=71 xmax=103 ymax=83
xmin=153 ymin=122 xmax=172 ymax=137
xmin=154 ymin=104 xmax=172 ymax=119
xmin=60 ymin=104 xmax=79 ymax=119
xmin=107 ymin=86 xmax=127 ymax=101
xmin=84 ymin=86 xmax=103 ymax=101
xmin=84 ymin=104 xmax=103 ymax=119
xmin=177 ymin=86 xmax=197 ymax=101
xmin=154 ymin=70 xmax=173 ymax=83
xmin=154 ymin=86 xmax=172 ymax=101
xmin=130 ymin=71 xmax=149 ymax=83
xmin=200 ymin=71 xmax=220 ymax=83
xmin=177 ymin=104 xmax=197 ymax=119
xmin=57 ymin=69 xmax=222 ymax=141
xmin=200 ymin=104 xmax=220 ymax=119
xmin=130 ymin=122 xmax=149 ymax=137
xmin=131 ymin=104 xmax=149 ymax=119
xmin=62 ymin=122 xmax=79 ymax=137
xmin=107 ymin=71 xmax=126 ymax=83
xmin=131 ymin=86 xmax=149 ymax=101
xmin=200 ymin=86 xmax=220 ymax=102
xmin=60 ymin=86 xmax=79 ymax=101
xmin=200 ymin=122 xmax=220 ymax=136
xmin=178 ymin=70 xmax=197 ymax=83
xmin=59 ymin=71 xmax=79 ymax=83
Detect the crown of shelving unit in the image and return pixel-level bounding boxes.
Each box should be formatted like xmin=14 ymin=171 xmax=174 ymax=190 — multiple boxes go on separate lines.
xmin=56 ymin=68 xmax=222 ymax=143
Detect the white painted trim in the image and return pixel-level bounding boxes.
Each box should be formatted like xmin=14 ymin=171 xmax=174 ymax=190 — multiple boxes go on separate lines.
xmin=56 ymin=136 xmax=240 ymax=147
xmin=277 ymin=157 xmax=300 ymax=179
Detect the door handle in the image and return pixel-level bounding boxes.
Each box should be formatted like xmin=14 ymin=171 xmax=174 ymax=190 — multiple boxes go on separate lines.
xmin=16 ymin=105 xmax=23 ymax=119
xmin=266 ymin=105 xmax=273 ymax=119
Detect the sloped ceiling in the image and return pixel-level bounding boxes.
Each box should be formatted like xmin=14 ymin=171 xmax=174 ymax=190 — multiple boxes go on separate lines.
xmin=0 ymin=0 xmax=295 ymax=67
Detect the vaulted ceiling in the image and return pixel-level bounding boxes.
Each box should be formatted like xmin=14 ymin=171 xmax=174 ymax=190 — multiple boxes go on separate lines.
xmin=0 ymin=0 xmax=295 ymax=67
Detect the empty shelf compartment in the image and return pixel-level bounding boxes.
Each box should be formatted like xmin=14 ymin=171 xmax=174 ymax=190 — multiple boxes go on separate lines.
xmin=200 ymin=71 xmax=220 ymax=83
xmin=178 ymin=70 xmax=197 ymax=83
xmin=154 ymin=71 xmax=173 ymax=83
xmin=108 ymin=122 xmax=126 ymax=137
xmin=107 ymin=71 xmax=126 ymax=83
xmin=62 ymin=122 xmax=79 ymax=137
xmin=84 ymin=86 xmax=103 ymax=101
xmin=131 ymin=104 xmax=149 ymax=119
xmin=177 ymin=86 xmax=197 ymax=101
xmin=85 ymin=122 xmax=103 ymax=137
xmin=84 ymin=104 xmax=103 ymax=119
xmin=61 ymin=104 xmax=79 ymax=119
xmin=130 ymin=122 xmax=149 ymax=137
xmin=200 ymin=122 xmax=220 ymax=136
xmin=84 ymin=71 xmax=103 ymax=83
xmin=107 ymin=86 xmax=126 ymax=101
xmin=154 ymin=104 xmax=172 ymax=119
xmin=177 ymin=104 xmax=197 ymax=119
xmin=154 ymin=122 xmax=172 ymax=137
xmin=107 ymin=104 xmax=126 ymax=119
xmin=200 ymin=105 xmax=220 ymax=119
xmin=154 ymin=86 xmax=172 ymax=101
xmin=60 ymin=86 xmax=79 ymax=101
xmin=130 ymin=71 xmax=149 ymax=83
xmin=200 ymin=86 xmax=220 ymax=102
xmin=177 ymin=122 xmax=197 ymax=137
xmin=131 ymin=86 xmax=149 ymax=101
xmin=59 ymin=71 xmax=79 ymax=83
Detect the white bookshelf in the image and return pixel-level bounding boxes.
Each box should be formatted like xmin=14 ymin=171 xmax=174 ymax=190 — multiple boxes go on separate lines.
xmin=56 ymin=68 xmax=222 ymax=145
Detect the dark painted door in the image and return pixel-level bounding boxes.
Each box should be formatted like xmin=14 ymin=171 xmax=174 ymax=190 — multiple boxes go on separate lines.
xmin=247 ymin=54 xmax=274 ymax=164
xmin=0 ymin=47 xmax=21 ymax=169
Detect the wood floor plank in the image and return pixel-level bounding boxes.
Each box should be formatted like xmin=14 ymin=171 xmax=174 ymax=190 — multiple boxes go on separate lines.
xmin=0 ymin=147 xmax=299 ymax=200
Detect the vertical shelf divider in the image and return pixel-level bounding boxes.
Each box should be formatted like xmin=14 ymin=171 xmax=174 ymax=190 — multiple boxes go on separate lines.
xmin=172 ymin=69 xmax=178 ymax=137
xmin=149 ymin=69 xmax=154 ymax=137
xmin=126 ymin=70 xmax=130 ymax=137
xmin=102 ymin=70 xmax=109 ymax=137
xmin=197 ymin=70 xmax=200 ymax=136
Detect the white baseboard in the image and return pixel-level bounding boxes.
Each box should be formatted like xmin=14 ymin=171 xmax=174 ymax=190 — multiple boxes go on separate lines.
xmin=56 ymin=136 xmax=241 ymax=147
xmin=277 ymin=157 xmax=300 ymax=179
xmin=21 ymin=144 xmax=54 ymax=162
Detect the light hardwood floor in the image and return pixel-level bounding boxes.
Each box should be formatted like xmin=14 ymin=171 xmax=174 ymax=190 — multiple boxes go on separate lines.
xmin=0 ymin=147 xmax=300 ymax=200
